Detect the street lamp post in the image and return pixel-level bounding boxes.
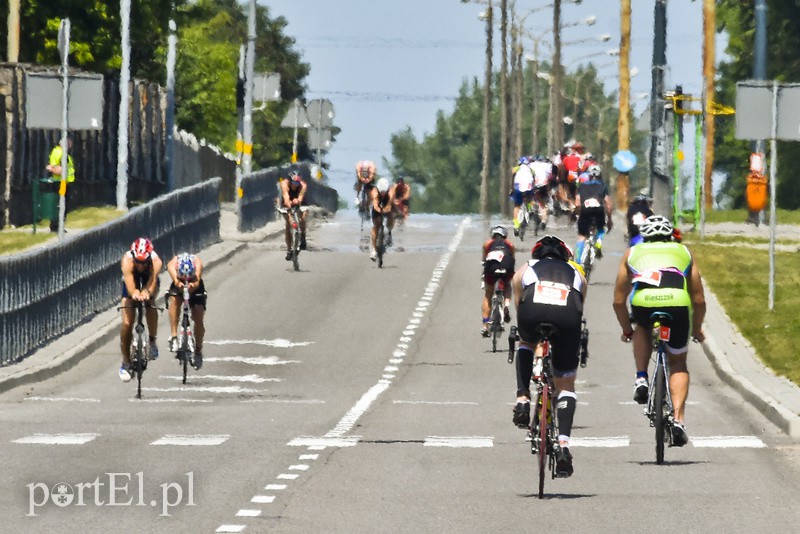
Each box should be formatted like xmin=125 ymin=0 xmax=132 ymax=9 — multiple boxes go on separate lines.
xmin=480 ymin=6 xmax=493 ymax=217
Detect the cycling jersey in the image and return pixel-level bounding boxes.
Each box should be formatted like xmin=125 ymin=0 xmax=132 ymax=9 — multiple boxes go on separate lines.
xmin=517 ymin=258 xmax=584 ymax=375
xmin=577 ymin=179 xmax=608 ymax=236
xmin=512 ymin=164 xmax=534 ymax=192
xmin=627 ymin=242 xmax=694 ymax=351
xmin=530 ymin=160 xmax=553 ymax=189
xmin=288 ymin=182 xmax=307 ymax=205
xmin=483 ymin=237 xmax=515 ymax=285
xmin=121 ymin=251 xmax=161 ymax=298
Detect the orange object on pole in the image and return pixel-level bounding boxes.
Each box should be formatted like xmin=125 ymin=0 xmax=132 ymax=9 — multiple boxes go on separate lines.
xmin=746 ymin=171 xmax=768 ymax=213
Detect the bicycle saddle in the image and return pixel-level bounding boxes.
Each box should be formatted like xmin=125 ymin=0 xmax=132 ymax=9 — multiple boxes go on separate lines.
xmin=648 ymin=311 xmax=673 ymax=326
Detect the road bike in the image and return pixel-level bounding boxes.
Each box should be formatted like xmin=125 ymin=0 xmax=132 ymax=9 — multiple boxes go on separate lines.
xmin=579 ymin=225 xmax=599 ymax=283
xmin=517 ymin=196 xmax=535 ymax=242
xmin=278 ymin=205 xmax=309 ymax=271
xmin=508 ymin=320 xmax=589 ymax=498
xmin=374 ymin=212 xmax=389 ymax=268
xmin=118 ymin=300 xmax=160 ymax=399
xmin=646 ymin=311 xmax=676 ymax=464
xmin=488 ymin=277 xmax=508 ymax=353
xmin=174 ymin=282 xmax=203 ymax=384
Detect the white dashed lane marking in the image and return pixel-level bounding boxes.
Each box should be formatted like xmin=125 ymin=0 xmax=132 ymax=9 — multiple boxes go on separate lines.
xmin=150 ymin=434 xmax=230 ymax=446
xmin=690 ymin=436 xmax=766 ymax=448
xmin=203 ymin=356 xmax=300 ymax=366
xmin=142 ymin=386 xmax=261 ymax=394
xmin=23 ymin=397 xmax=100 ymax=403
xmin=205 ymin=338 xmax=313 ymax=348
xmin=158 ymin=374 xmax=282 ymax=383
xmin=236 ymin=510 xmax=261 ymax=517
xmin=216 ymin=526 xmax=245 ymax=533
xmin=12 ymin=433 xmax=98 ymax=445
xmin=570 ymin=436 xmax=631 ymax=448
xmin=424 ymin=436 xmax=494 ymax=448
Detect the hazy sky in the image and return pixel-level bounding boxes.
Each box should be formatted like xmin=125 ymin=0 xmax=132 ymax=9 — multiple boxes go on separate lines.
xmin=265 ymin=1 xmax=727 ymax=199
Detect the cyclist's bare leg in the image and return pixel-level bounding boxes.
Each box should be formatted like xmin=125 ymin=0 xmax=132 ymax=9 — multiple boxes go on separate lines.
xmin=668 ymin=352 xmax=689 ymax=423
xmin=387 ymin=212 xmax=395 ymax=234
xmin=370 ymin=218 xmax=379 ymax=252
xmin=632 ymin=326 xmax=650 ymax=376
xmin=191 ymin=305 xmax=205 ymax=352
xmin=282 ymin=212 xmax=292 ymax=251
xmin=168 ymin=295 xmax=180 ymax=338
xmin=481 ymin=282 xmax=494 ymax=323
xmin=120 ymin=299 xmax=135 ymax=366
xmin=146 ymin=296 xmax=158 ymax=345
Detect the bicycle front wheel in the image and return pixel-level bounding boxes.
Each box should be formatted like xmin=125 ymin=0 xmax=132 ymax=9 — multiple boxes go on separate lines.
xmin=654 ymin=360 xmax=667 ymax=464
xmin=537 ymin=385 xmax=549 ymax=499
xmin=377 ymin=224 xmax=385 ymax=268
xmin=292 ymin=229 xmax=300 ymax=271
xmin=135 ymin=344 xmax=145 ymax=399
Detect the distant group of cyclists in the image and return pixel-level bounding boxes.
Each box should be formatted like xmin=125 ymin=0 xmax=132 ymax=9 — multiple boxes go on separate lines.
xmin=355 ymin=159 xmax=411 ymax=261
xmin=482 ymin=139 xmax=706 ymax=478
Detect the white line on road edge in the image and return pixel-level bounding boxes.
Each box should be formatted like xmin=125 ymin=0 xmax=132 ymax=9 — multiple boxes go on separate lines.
xmin=150 ymin=434 xmax=230 ymax=446
xmin=23 ymin=397 xmax=100 ymax=403
xmin=569 ymin=436 xmax=631 ymax=448
xmin=690 ymin=436 xmax=766 ymax=448
xmin=129 ymin=398 xmax=213 ymax=403
xmin=142 ymin=386 xmax=260 ymax=394
xmin=287 ymin=437 xmax=360 ymax=448
xmin=393 ymin=400 xmax=479 ymax=405
xmin=241 ymin=398 xmax=325 ymax=404
xmin=13 ymin=433 xmax=99 ymax=445
xmin=203 ymin=356 xmax=300 ymax=366
xmin=206 ymin=338 xmax=313 ymax=348
xmin=159 ymin=374 xmax=281 ymax=383
xmin=424 ymin=436 xmax=494 ymax=448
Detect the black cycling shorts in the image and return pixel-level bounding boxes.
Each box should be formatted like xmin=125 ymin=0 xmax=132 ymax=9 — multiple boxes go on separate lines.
xmin=517 ymin=298 xmax=582 ymax=375
xmin=484 ymin=256 xmax=515 ymax=286
xmin=165 ymin=279 xmax=208 ymax=309
xmin=577 ymin=207 xmax=606 ymax=237
xmin=630 ymin=305 xmax=690 ymax=352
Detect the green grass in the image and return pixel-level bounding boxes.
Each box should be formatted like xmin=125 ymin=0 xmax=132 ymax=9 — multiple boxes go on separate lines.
xmin=684 ymin=234 xmax=799 ymax=246
xmin=0 ymin=206 xmax=124 ymax=256
xmin=698 ymin=208 xmax=800 ymax=225
xmin=689 ymin=242 xmax=800 ymax=386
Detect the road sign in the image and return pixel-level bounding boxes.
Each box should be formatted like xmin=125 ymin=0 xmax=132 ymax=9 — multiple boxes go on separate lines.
xmin=25 ymin=73 xmax=104 ymax=130
xmin=735 ymin=81 xmax=800 ymax=141
xmin=613 ymin=150 xmax=637 ymax=173
xmin=253 ymin=73 xmax=281 ymax=102
xmin=281 ymin=102 xmax=311 ymax=128
xmin=307 ymin=99 xmax=335 ymax=128
xmin=308 ymin=128 xmax=332 ymax=151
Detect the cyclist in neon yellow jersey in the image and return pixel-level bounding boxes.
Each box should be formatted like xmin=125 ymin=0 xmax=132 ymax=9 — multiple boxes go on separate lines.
xmin=612 ymin=215 xmax=706 ymax=447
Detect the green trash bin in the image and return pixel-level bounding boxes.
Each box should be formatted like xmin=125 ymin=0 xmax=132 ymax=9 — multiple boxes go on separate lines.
xmin=33 ymin=178 xmax=59 ymax=230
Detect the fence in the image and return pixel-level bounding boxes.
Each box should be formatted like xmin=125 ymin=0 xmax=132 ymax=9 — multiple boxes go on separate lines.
xmin=0 ymin=179 xmax=221 ymax=365
xmin=238 ymin=162 xmax=339 ymax=233
xmin=0 ymin=64 xmax=235 ymax=228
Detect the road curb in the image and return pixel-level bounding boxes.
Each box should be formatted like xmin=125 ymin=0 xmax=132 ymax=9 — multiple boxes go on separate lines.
xmin=0 ymin=241 xmax=248 ymax=396
xmin=700 ymin=289 xmax=800 ymax=439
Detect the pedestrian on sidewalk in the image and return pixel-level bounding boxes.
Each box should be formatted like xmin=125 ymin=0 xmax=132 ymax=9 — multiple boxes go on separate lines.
xmin=45 ymin=134 xmax=75 ymax=232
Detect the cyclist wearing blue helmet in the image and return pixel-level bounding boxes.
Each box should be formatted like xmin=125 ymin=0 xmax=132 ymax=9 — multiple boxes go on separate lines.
xmin=166 ymin=252 xmax=207 ymax=370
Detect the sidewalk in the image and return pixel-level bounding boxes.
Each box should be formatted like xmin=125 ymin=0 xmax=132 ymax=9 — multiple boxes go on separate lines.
xmin=1 ymin=209 xmax=799 ymax=441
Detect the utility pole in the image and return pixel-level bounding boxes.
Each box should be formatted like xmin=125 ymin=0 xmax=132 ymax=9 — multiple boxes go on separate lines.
xmin=115 ymin=0 xmax=131 ymax=210
xmin=616 ymin=0 xmax=631 ymax=208
xmin=479 ymin=5 xmax=493 ymax=217
xmin=499 ymin=0 xmax=511 ymax=217
xmin=649 ymin=0 xmax=670 ymax=217
xmin=551 ymin=0 xmax=564 ymax=151
xmin=7 ymin=0 xmax=20 ymax=62
xmin=702 ymin=0 xmax=716 ymax=210
xmin=242 ymin=0 xmax=256 ymax=175
xmin=165 ymin=15 xmax=177 ymax=191
xmin=530 ymin=39 xmax=540 ymax=155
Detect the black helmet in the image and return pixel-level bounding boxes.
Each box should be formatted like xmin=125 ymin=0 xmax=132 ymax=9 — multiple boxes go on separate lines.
xmin=531 ymin=235 xmax=573 ymax=261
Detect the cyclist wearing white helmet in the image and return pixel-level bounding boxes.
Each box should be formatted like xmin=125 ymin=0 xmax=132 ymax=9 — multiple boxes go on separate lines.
xmin=280 ymin=171 xmax=309 ymax=260
xmin=165 ymin=252 xmax=207 ymax=370
xmin=574 ymin=164 xmax=613 ymax=261
xmin=612 ymin=214 xmax=706 ymax=447
xmin=119 ymin=238 xmax=163 ymax=382
xmin=481 ymin=225 xmax=516 ymax=337
xmin=369 ymin=177 xmax=396 ymax=260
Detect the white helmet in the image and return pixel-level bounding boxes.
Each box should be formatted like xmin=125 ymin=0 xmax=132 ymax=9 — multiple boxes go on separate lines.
xmin=639 ymin=215 xmax=674 ymax=239
xmin=587 ymin=164 xmax=602 ymax=178
xmin=491 ymin=225 xmax=508 ymax=238
xmin=376 ymin=178 xmax=390 ymax=194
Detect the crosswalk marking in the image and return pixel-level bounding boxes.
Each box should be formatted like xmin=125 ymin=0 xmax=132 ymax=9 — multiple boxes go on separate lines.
xmin=288 ymin=436 xmax=359 ymax=447
xmin=216 ymin=525 xmax=245 ymax=533
xmin=13 ymin=433 xmax=98 ymax=445
xmin=265 ymin=484 xmax=287 ymax=490
xmin=424 ymin=436 xmax=493 ymax=448
xmin=142 ymin=386 xmax=260 ymax=394
xmin=151 ymin=434 xmax=230 ymax=446
xmin=251 ymin=495 xmax=275 ymax=504
xmin=236 ymin=509 xmax=261 ymax=517
xmin=570 ymin=436 xmax=630 ymax=448
xmin=691 ymin=436 xmax=766 ymax=448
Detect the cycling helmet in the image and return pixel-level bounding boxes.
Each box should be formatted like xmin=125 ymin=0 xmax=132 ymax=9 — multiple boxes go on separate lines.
xmin=491 ymin=225 xmax=508 ymax=238
xmin=587 ymin=164 xmax=602 ymax=179
xmin=376 ymin=177 xmax=390 ymax=194
xmin=131 ymin=238 xmax=153 ymax=262
xmin=531 ymin=235 xmax=573 ymax=261
xmin=177 ymin=252 xmax=196 ymax=279
xmin=289 ymin=172 xmax=302 ymax=184
xmin=639 ymin=214 xmax=674 ymax=239
xmin=518 ymin=156 xmax=531 ymax=166
xmin=632 ymin=193 xmax=651 ymax=205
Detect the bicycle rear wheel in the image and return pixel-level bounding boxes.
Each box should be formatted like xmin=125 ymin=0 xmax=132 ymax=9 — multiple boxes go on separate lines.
xmin=582 ymin=240 xmax=593 ymax=282
xmin=377 ymin=224 xmax=385 ymax=268
xmin=490 ymin=302 xmax=501 ymax=353
xmin=654 ymin=359 xmax=667 ymax=464
xmin=532 ymin=207 xmax=541 ymax=237
xmin=292 ymin=228 xmax=300 ymax=271
xmin=537 ymin=384 xmax=549 ymax=499
xmin=134 ymin=343 xmax=144 ymax=399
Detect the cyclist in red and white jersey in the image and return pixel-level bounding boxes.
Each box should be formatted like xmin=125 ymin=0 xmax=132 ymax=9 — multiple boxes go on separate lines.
xmin=481 ymin=225 xmax=516 ymax=337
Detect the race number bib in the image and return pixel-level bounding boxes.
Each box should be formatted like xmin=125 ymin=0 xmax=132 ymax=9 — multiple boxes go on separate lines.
xmin=632 ymin=270 xmax=663 ymax=287
xmin=486 ymin=250 xmax=505 ymax=263
xmin=583 ymin=198 xmax=601 ymax=209
xmin=532 ymin=281 xmax=570 ymax=306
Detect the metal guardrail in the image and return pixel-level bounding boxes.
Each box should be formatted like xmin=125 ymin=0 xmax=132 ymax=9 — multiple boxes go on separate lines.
xmin=0 ymin=179 xmax=221 ymax=365
xmin=238 ymin=162 xmax=339 ymax=233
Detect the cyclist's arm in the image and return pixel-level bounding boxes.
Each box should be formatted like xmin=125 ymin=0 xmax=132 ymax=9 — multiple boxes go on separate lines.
xmin=382 ymin=188 xmax=396 ymax=213
xmin=295 ymin=182 xmax=308 ymax=205
xmin=612 ymin=249 xmax=634 ymax=335
xmin=166 ymin=256 xmax=181 ymax=287
xmin=190 ymin=257 xmax=204 ymax=293
xmin=145 ymin=254 xmax=163 ymax=298
xmin=687 ymin=261 xmax=706 ymax=339
xmin=604 ymin=195 xmax=614 ymax=228
xmin=280 ymin=180 xmax=292 ymax=208
xmin=370 ymin=188 xmax=380 ymax=212
xmin=574 ymin=192 xmax=582 ymax=216
xmin=481 ymin=240 xmax=490 ymax=262
xmin=511 ymin=265 xmax=525 ymax=310
xmin=121 ymin=256 xmax=140 ymax=300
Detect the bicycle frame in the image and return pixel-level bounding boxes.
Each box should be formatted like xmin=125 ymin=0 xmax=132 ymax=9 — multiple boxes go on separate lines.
xmin=374 ymin=212 xmax=387 ymax=268
xmin=489 ymin=278 xmax=507 ymax=353
xmin=646 ymin=313 xmax=675 ymax=464
xmin=279 ymin=205 xmax=308 ymax=271
xmin=176 ymin=283 xmax=196 ymax=384
xmin=117 ymin=300 xmax=154 ymax=399
xmin=580 ymin=226 xmax=597 ymax=281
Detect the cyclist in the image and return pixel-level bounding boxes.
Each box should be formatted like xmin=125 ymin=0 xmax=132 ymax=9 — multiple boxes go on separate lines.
xmin=626 ymin=193 xmax=654 ymax=246
xmin=370 ymin=177 xmax=396 ymax=260
xmin=511 ymin=235 xmax=587 ymax=477
xmin=392 ymin=177 xmax=411 ymax=221
xmin=165 ymin=252 xmax=207 ymax=370
xmin=574 ymin=164 xmax=613 ymax=261
xmin=355 ymin=160 xmax=377 ymax=211
xmin=611 ymin=215 xmax=706 ymax=447
xmin=481 ymin=225 xmax=516 ymax=337
xmin=529 ymin=157 xmax=556 ymax=230
xmin=119 ymin=238 xmax=163 ymax=382
xmin=511 ymin=156 xmax=534 ymax=236
xmin=280 ymin=171 xmax=308 ymax=261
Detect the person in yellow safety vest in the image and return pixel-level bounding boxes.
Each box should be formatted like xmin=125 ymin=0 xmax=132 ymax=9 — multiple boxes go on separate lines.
xmin=45 ymin=135 xmax=75 ymax=232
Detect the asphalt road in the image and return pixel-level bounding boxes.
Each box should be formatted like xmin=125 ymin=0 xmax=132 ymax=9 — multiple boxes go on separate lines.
xmin=1 ymin=210 xmax=799 ymax=533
